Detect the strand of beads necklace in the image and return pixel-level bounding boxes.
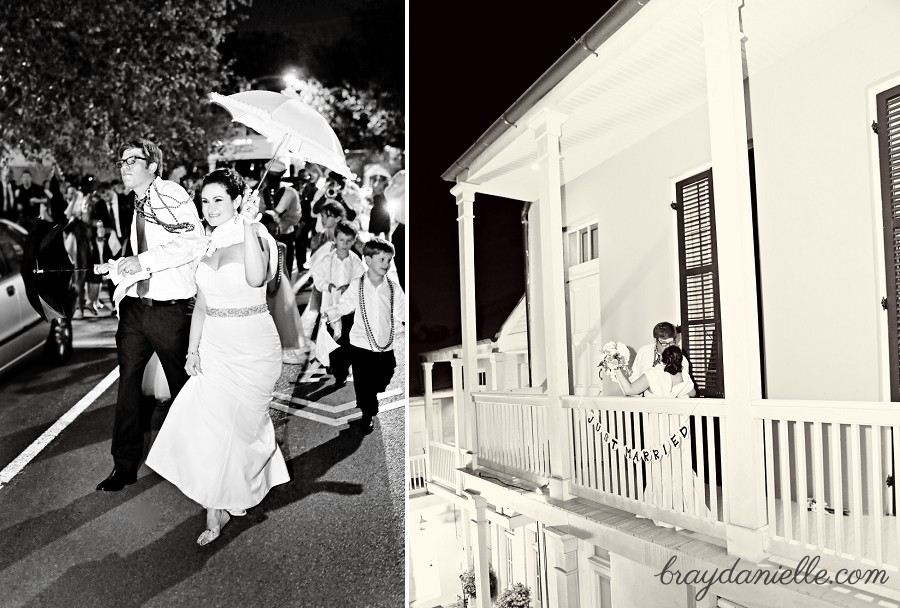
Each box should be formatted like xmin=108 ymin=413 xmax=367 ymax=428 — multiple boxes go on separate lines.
xmin=358 ymin=275 xmax=394 ymax=352
xmin=134 ymin=182 xmax=196 ymax=233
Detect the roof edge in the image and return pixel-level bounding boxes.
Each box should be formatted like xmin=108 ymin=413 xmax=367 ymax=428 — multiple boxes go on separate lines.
xmin=440 ymin=0 xmax=649 ymax=184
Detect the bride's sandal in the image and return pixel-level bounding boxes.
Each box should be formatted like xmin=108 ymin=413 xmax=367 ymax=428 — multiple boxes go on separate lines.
xmin=197 ymin=510 xmax=231 ymax=546
xmin=227 ymin=509 xmax=246 ymax=517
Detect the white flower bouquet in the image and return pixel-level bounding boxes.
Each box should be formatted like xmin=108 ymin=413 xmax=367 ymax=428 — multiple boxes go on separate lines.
xmin=597 ymin=341 xmax=631 ymax=378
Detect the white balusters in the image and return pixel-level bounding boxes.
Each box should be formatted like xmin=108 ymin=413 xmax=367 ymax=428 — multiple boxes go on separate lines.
xmin=755 ymin=402 xmax=900 ymax=573
xmin=872 ymin=427 xmax=884 ymax=565
xmin=778 ymin=420 xmax=793 ymax=542
xmin=409 ymin=454 xmax=427 ymax=493
xmin=850 ymin=423 xmax=863 ymax=559
xmin=561 ymin=398 xmax=726 ymax=536
xmin=830 ymin=422 xmax=843 ymax=554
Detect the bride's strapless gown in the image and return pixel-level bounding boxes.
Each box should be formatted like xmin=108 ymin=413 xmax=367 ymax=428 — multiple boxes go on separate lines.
xmin=146 ymin=261 xmax=289 ymax=511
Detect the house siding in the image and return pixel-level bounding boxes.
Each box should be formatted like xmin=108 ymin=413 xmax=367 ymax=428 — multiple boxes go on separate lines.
xmin=750 ymin=0 xmax=900 ymax=401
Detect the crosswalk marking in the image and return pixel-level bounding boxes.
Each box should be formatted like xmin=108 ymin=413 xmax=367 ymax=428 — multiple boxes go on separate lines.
xmin=270 ymin=387 xmax=406 ymax=427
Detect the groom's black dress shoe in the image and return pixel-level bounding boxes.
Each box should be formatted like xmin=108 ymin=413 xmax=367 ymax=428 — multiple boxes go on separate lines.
xmin=349 ymin=415 xmax=375 ymax=434
xmin=96 ymin=469 xmax=137 ymax=491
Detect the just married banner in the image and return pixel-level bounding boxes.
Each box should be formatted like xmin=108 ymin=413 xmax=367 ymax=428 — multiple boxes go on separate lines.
xmin=586 ymin=415 xmax=690 ymax=462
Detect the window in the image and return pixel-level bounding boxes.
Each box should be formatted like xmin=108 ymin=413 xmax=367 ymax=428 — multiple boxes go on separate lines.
xmin=0 ymin=225 xmax=24 ymax=279
xmin=877 ymin=83 xmax=900 ymax=401
xmin=478 ymin=371 xmax=487 ymax=386
xmin=675 ymin=169 xmax=724 ymax=397
xmin=587 ymin=555 xmax=612 ymax=607
xmin=566 ymin=221 xmax=599 ymax=268
xmin=525 ymin=523 xmax=544 ymax=608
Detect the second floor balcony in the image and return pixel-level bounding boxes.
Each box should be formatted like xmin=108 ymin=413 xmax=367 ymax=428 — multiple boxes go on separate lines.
xmin=411 ymin=383 xmax=900 ymax=590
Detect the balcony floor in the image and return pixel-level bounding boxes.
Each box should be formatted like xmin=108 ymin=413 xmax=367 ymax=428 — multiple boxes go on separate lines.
xmin=770 ymin=497 xmax=900 ymax=566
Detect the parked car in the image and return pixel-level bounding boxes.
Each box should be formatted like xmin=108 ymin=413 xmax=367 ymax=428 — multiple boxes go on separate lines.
xmin=0 ymin=219 xmax=73 ymax=376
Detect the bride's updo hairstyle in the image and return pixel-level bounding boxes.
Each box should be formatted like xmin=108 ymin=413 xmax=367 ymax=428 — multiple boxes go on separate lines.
xmin=662 ymin=345 xmax=684 ymax=375
xmin=201 ymin=168 xmax=245 ymax=201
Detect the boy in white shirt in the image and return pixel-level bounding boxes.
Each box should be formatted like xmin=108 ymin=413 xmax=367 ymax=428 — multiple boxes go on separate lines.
xmin=325 ymin=237 xmax=405 ymax=433
xmin=310 ymin=219 xmax=363 ymax=384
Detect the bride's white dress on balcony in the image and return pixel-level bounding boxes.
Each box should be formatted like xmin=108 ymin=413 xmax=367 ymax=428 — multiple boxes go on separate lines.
xmin=642 ymin=367 xmax=710 ymax=524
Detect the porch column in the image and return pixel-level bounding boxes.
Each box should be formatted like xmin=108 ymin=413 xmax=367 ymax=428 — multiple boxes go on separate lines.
xmin=467 ymin=492 xmax=493 ymax=608
xmin=451 ymin=182 xmax=480 ymax=466
xmin=488 ymin=354 xmax=500 ymax=391
xmin=451 ymin=358 xmax=466 ymax=495
xmin=700 ymin=0 xmax=767 ymax=560
xmin=544 ymin=527 xmax=580 ymax=608
xmin=422 ymin=361 xmax=434 ymax=482
xmin=528 ymin=109 xmax=572 ymax=500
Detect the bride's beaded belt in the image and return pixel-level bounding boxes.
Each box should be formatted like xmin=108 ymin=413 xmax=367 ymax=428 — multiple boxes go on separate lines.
xmin=206 ymin=303 xmax=268 ymax=318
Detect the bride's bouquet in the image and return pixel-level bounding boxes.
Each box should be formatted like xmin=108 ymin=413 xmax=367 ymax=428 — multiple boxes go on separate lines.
xmin=597 ymin=341 xmax=631 ymax=378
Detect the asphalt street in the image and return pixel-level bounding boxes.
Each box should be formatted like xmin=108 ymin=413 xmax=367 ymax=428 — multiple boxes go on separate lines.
xmin=0 ymin=286 xmax=407 ymax=608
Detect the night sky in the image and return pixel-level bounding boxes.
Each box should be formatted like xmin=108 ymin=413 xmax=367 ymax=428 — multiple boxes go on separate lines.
xmin=408 ymin=2 xmax=618 ymax=394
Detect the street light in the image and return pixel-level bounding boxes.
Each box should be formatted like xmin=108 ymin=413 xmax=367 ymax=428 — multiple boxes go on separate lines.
xmin=245 ymin=67 xmax=307 ymax=92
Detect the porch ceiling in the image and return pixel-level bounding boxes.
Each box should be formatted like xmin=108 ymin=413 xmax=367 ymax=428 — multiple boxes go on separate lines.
xmin=459 ymin=0 xmax=871 ymax=203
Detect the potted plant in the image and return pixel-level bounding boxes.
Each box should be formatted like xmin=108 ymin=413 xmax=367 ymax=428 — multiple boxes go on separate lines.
xmin=494 ymin=583 xmax=532 ymax=608
xmin=459 ymin=566 xmax=498 ymax=606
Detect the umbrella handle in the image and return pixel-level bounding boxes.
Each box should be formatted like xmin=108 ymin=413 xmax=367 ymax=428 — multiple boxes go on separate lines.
xmin=33 ymin=268 xmax=90 ymax=273
xmin=251 ymin=133 xmax=291 ymax=200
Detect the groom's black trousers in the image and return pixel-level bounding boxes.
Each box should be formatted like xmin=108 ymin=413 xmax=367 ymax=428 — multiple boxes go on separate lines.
xmin=111 ymin=297 xmax=191 ymax=475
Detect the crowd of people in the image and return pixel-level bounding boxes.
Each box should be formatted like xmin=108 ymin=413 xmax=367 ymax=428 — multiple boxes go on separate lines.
xmin=6 ymin=138 xmax=406 ymax=546
xmin=0 ymin=151 xmax=406 ymax=320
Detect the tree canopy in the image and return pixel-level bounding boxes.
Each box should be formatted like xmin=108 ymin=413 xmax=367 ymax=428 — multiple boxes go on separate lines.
xmin=0 ymin=0 xmax=252 ymax=177
xmin=283 ymin=77 xmax=403 ymax=152
xmin=222 ymin=0 xmax=404 ymax=154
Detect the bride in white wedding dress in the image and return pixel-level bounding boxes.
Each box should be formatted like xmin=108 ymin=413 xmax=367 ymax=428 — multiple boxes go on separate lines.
xmin=146 ymin=168 xmax=289 ymax=546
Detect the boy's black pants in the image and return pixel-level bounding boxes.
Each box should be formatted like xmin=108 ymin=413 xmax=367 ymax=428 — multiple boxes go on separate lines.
xmin=350 ymin=345 xmax=396 ymax=419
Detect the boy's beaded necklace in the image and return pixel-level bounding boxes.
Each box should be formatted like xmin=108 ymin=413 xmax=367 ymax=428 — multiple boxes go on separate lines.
xmin=358 ymin=273 xmax=395 ymax=352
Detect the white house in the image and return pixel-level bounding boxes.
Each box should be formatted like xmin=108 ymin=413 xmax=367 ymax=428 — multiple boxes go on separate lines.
xmin=408 ymin=0 xmax=900 ymax=606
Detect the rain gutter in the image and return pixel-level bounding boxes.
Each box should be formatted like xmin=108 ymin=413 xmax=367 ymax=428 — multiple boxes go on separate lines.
xmin=440 ymin=0 xmax=649 ymax=184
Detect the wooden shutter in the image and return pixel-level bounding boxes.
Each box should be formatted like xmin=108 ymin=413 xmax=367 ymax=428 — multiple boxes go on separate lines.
xmin=877 ymin=84 xmax=900 ymax=402
xmin=676 ymin=169 xmax=725 ymax=398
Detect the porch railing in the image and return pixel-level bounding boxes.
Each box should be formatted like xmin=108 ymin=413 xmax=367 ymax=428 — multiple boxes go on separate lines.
xmin=473 ymin=392 xmax=551 ymax=483
xmin=409 ymin=454 xmax=427 ymax=495
xmin=753 ymin=400 xmax=900 ymax=579
xmin=429 ymin=441 xmax=458 ymax=488
xmin=563 ymin=396 xmax=728 ymax=538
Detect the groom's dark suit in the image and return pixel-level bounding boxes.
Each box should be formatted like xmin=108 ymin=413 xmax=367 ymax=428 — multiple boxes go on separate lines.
xmin=104 ymin=177 xmax=204 ymax=486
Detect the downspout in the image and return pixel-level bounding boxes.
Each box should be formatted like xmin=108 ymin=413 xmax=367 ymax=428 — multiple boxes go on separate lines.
xmin=521 ymin=200 xmax=533 ymax=387
xmin=441 ymin=0 xmax=649 ymax=183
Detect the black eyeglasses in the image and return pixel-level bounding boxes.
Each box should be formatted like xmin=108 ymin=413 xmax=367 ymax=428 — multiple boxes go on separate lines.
xmin=115 ymin=156 xmax=147 ymax=169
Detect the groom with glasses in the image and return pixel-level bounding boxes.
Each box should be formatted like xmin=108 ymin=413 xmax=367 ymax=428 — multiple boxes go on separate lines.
xmin=95 ymin=138 xmax=205 ymax=492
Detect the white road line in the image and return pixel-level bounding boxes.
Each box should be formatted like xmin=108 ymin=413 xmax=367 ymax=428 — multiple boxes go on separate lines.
xmin=270 ymin=402 xmax=360 ymax=426
xmin=271 ymin=398 xmax=406 ymax=426
xmin=272 ymin=392 xmax=359 ymax=414
xmin=0 ymin=367 xmax=120 ymax=488
xmin=379 ymin=399 xmax=407 ymax=413
xmin=379 ymin=387 xmax=405 ymax=400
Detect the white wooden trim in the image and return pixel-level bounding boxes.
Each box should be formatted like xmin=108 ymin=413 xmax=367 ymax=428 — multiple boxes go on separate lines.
xmin=586 ymin=555 xmax=611 ymax=578
xmin=566 ymin=259 xmax=600 ymax=281
xmin=563 ymin=394 xmax=725 ymax=416
xmin=476 ymin=392 xmax=550 ymax=407
xmin=751 ymin=399 xmax=900 ymax=426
